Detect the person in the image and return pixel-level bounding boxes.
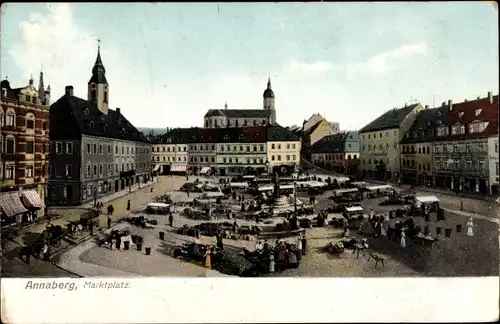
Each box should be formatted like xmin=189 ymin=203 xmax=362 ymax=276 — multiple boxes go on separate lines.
xmin=400 ymin=228 xmax=407 ymax=248
xmin=107 ymin=216 xmax=111 ymax=229
xmin=89 ymin=220 xmax=94 ymax=235
xmin=169 ymin=213 xmax=174 ymax=227
xmin=296 ymin=236 xmax=303 ymax=255
xmin=204 ymin=246 xmax=212 ymax=269
xmin=343 ymin=227 xmax=350 ymax=238
xmin=111 ymin=237 xmax=116 ymax=251
xmin=269 ymin=253 xmax=275 ymax=273
xmin=127 ymin=200 xmax=131 ymax=211
xmin=255 ymin=240 xmax=263 ymax=251
xmin=380 ymin=219 xmax=387 ymax=237
xmin=216 ymin=233 xmax=224 ymax=250
xmin=467 ymin=217 xmax=474 ymax=236
xmin=42 ymin=242 xmax=49 ymax=261
xmin=301 ymin=235 xmax=307 ymax=255
xmin=288 ymin=248 xmax=298 ymax=268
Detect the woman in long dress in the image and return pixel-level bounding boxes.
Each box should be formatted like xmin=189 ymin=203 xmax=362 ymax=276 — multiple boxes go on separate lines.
xmin=400 ymin=229 xmax=407 ymax=248
xmin=380 ymin=220 xmax=387 ymax=237
xmin=467 ymin=217 xmax=474 ymax=236
xmin=269 ymin=253 xmax=275 ymax=273
xmin=204 ymin=246 xmax=212 ymax=269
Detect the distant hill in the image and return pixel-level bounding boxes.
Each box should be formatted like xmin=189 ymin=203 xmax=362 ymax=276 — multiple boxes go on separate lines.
xmin=137 ymin=127 xmax=171 ymax=136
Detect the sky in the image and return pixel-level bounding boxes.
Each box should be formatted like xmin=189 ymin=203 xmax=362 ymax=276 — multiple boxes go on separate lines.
xmin=1 ymin=2 xmax=498 ymax=130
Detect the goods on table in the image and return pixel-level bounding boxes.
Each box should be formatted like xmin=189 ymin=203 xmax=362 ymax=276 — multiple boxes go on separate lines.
xmin=327 ymin=241 xmax=344 ymax=254
xmin=213 ymin=250 xmax=254 ymax=276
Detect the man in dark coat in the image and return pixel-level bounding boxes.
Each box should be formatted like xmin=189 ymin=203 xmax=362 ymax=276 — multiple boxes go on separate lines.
xmin=107 ymin=216 xmax=111 ymax=229
xmin=301 ymin=235 xmax=307 ymax=255
xmin=89 ymin=220 xmax=94 ymax=235
xmin=168 ymin=214 xmax=174 ymax=227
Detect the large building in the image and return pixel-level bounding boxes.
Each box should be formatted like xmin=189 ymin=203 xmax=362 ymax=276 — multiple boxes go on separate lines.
xmin=400 ymin=105 xmax=448 ymax=186
xmin=48 ymin=45 xmax=151 ymax=206
xmin=300 ymin=113 xmax=339 ymax=159
xmin=151 ymin=125 xmax=300 ymax=176
xmin=310 ymin=131 xmax=360 ymax=174
xmin=0 ymin=73 xmax=50 ymax=222
xmin=432 ymin=93 xmax=498 ymax=194
xmin=359 ymin=103 xmax=423 ymax=181
xmin=203 ymin=78 xmax=277 ymax=128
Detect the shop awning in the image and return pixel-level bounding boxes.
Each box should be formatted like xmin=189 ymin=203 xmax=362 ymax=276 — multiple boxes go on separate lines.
xmin=22 ymin=189 xmax=45 ymax=209
xmin=199 ymin=166 xmax=210 ymax=174
xmin=171 ymin=165 xmax=187 ymax=172
xmin=153 ymin=164 xmax=160 ymax=171
xmin=0 ymin=192 xmax=28 ymax=218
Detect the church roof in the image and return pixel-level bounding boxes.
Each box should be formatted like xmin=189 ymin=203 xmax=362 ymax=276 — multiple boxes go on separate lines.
xmin=204 ymin=109 xmax=272 ymax=118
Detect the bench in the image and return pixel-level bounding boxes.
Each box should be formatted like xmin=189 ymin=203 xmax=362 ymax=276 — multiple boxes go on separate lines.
xmin=367 ymin=252 xmax=385 ymax=268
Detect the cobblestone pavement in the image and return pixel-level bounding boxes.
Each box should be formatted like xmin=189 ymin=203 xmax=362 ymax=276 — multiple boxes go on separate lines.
xmin=264 ymin=227 xmax=421 ymax=277
xmin=312 ymin=194 xmax=499 ymax=276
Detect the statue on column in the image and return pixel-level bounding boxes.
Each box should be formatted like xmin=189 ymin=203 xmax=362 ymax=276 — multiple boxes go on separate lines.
xmin=273 ymin=172 xmax=280 ymax=199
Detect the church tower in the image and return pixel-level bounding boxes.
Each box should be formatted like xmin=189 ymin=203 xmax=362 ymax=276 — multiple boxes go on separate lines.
xmin=88 ymin=40 xmax=109 ymax=115
xmin=263 ymin=76 xmax=276 ymax=125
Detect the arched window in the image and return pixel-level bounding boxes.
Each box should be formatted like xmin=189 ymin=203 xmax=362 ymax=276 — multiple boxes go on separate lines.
xmin=25 ymin=113 xmax=35 ymax=129
xmin=5 ymin=108 xmax=16 ymax=126
xmin=91 ymin=90 xmax=96 ymax=101
xmin=104 ymin=91 xmax=108 ymax=103
xmin=0 ymin=108 xmax=4 ymax=127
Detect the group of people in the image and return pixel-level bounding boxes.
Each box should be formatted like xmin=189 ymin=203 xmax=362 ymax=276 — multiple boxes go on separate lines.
xmin=253 ymin=235 xmax=307 ymax=273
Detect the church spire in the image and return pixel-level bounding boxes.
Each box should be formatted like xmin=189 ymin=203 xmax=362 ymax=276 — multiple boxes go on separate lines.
xmin=38 ymin=69 xmax=45 ymax=99
xmin=89 ymin=39 xmax=107 ymax=85
xmin=267 ymin=71 xmax=272 ymax=90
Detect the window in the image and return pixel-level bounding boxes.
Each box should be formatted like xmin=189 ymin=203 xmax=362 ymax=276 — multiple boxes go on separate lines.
xmin=437 ymin=126 xmax=449 ymax=136
xmin=54 ymin=142 xmax=62 ymax=154
xmin=479 ymin=161 xmax=485 ymax=170
xmin=99 ymin=164 xmax=103 ymax=175
xmin=26 ymin=141 xmax=34 ymax=154
xmin=5 ymin=165 xmax=14 ymax=179
xmin=66 ymin=142 xmax=73 ymax=154
xmin=65 ymin=165 xmax=72 ymax=177
xmin=93 ymin=144 xmax=97 ymax=154
xmin=494 ymin=142 xmax=498 ymax=153
xmin=87 ymin=143 xmax=91 ymax=154
xmin=451 ymin=124 xmax=465 ymax=135
xmin=99 ymin=145 xmax=103 ymax=154
xmin=93 ymin=165 xmax=97 ymax=176
xmin=475 ymin=109 xmax=482 ymax=116
xmin=108 ymin=145 xmax=111 ymax=154
xmin=496 ymin=162 xmax=499 ymax=176
xmin=87 ymin=165 xmax=91 ymax=177
xmin=5 ymin=113 xmax=15 ymax=126
xmin=6 ymin=138 xmax=14 ymax=154
xmin=271 ymin=155 xmax=275 ymax=161
xmin=26 ymin=119 xmax=35 ymax=129
xmin=271 ymin=144 xmax=275 ymax=149
xmin=63 ymin=186 xmax=72 ymax=199
xmin=25 ymin=166 xmax=34 ymax=178
xmin=277 ymin=155 xmax=281 ymax=161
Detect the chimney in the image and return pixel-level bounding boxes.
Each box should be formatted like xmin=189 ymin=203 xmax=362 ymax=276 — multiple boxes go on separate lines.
xmin=404 ymin=103 xmax=408 ymax=107
xmin=65 ymin=86 xmax=73 ymax=96
xmin=448 ymin=99 xmax=453 ymax=111
xmin=477 ymin=96 xmax=481 ymax=100
xmin=116 ymin=108 xmax=121 ymax=114
xmin=442 ymin=101 xmax=446 ymax=107
xmin=488 ymin=91 xmax=493 ymax=103
xmin=464 ymin=99 xmax=468 ymax=102
xmin=425 ymin=105 xmax=429 ymax=109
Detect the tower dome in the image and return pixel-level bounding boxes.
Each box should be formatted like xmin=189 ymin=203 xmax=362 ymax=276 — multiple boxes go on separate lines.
xmin=263 ymin=77 xmax=275 ymax=98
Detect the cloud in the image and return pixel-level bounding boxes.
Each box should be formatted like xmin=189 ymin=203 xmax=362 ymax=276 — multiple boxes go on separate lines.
xmin=288 ymin=60 xmax=339 ymax=73
xmin=288 ymin=42 xmax=428 ymax=76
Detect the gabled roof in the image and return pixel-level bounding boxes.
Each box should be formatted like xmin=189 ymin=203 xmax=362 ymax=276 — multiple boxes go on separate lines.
xmin=400 ymin=106 xmax=449 ymax=144
xmin=1 ymin=80 xmax=23 ymax=100
xmin=311 ymin=131 xmax=359 ymax=154
xmin=360 ymin=103 xmax=420 ymax=133
xmin=204 ymin=109 xmax=271 ymax=118
xmin=154 ymin=125 xmax=299 ymax=144
xmin=50 ymin=93 xmax=147 ymax=142
xmin=434 ymin=95 xmax=499 ymax=142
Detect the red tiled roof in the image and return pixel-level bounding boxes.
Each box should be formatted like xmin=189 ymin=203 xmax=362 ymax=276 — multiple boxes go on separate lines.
xmin=434 ymin=95 xmax=499 ymax=142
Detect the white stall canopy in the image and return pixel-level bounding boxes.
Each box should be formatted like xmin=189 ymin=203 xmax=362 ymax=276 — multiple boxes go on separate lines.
xmin=415 ymin=196 xmax=439 ymax=204
xmin=366 ymin=185 xmax=393 ymax=191
xmin=345 ymin=206 xmax=363 ymax=212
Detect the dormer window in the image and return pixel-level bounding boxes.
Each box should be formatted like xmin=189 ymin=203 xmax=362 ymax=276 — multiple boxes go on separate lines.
xmin=239 ymin=134 xmax=245 ymax=141
xmin=1 ymin=88 xmax=6 ymax=97
xmin=84 ymin=108 xmax=90 ymax=116
xmin=26 ymin=95 xmax=31 ymax=102
xmin=458 ymin=112 xmax=464 ymax=118
xmin=437 ymin=125 xmax=449 ymax=136
xmin=475 ymin=109 xmax=482 ymax=116
xmin=451 ymin=123 xmax=465 ymax=135
xmin=89 ymin=121 xmax=94 ymax=129
xmin=469 ymin=121 xmax=488 ymax=133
